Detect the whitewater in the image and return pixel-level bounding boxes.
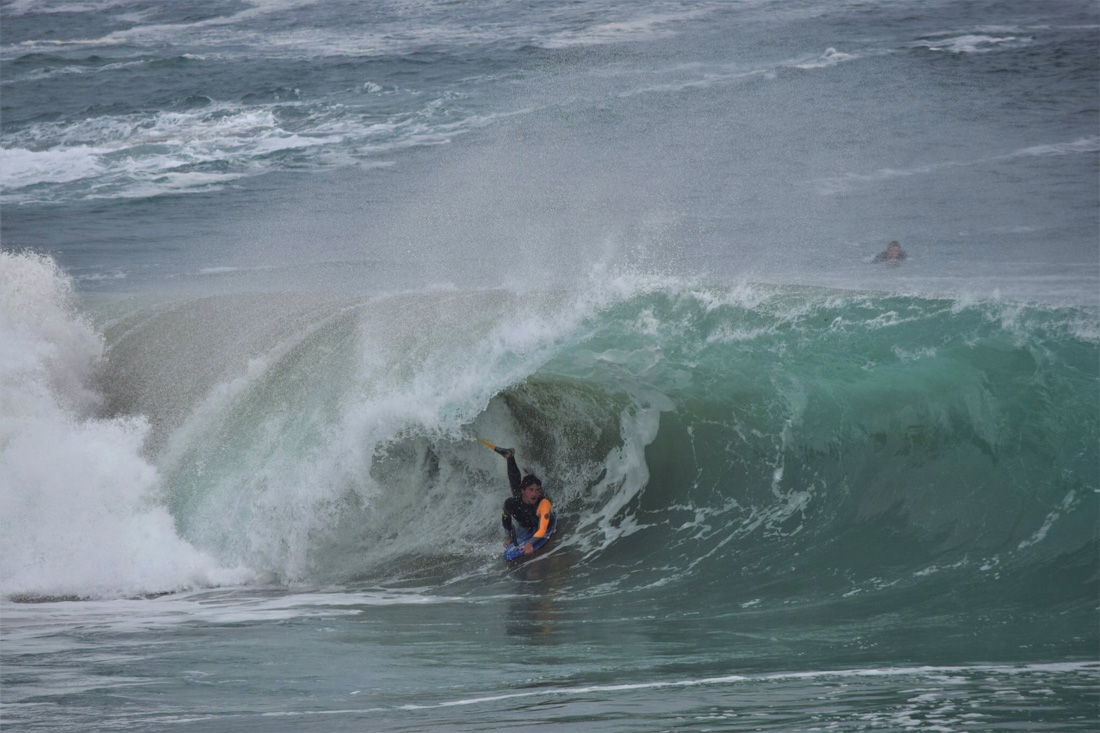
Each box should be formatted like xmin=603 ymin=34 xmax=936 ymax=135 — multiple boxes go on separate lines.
xmin=2 ymin=0 xmax=1097 ymax=730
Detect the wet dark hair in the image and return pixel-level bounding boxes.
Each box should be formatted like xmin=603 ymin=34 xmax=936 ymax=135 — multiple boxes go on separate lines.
xmin=519 ymin=474 xmax=542 ymax=489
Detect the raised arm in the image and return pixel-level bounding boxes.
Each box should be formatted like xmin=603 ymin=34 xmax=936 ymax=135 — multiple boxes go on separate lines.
xmin=506 ymin=454 xmax=522 ymax=497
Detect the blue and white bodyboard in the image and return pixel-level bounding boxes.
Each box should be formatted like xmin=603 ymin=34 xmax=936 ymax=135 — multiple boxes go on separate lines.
xmin=503 ymin=515 xmax=557 ymax=562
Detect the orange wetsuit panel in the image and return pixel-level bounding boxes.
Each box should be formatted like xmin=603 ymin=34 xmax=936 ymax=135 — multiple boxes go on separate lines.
xmin=533 ymin=497 xmax=553 ymax=539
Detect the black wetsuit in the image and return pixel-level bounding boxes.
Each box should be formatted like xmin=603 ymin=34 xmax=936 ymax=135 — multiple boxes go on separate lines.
xmin=873 ymin=249 xmax=907 ymax=262
xmin=501 ymin=455 xmax=552 ymax=542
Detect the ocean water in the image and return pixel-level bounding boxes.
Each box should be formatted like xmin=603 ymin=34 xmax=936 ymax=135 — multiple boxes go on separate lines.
xmin=1 ymin=1 xmax=1098 ymax=730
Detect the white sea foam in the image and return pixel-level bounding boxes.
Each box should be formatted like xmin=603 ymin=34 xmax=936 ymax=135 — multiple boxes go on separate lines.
xmin=814 ymin=136 xmax=1100 ymax=195
xmin=570 ymin=395 xmax=669 ymax=559
xmin=75 ymin=270 xmax=128 ymax=282
xmin=38 ymin=0 xmax=326 ymax=49
xmin=386 ymin=661 xmax=1100 ymax=712
xmin=1 ymin=0 xmax=134 ymax=15
xmin=0 ymin=145 xmax=108 ymax=188
xmin=1015 ymin=137 xmax=1100 ymax=157
xmin=913 ymin=33 xmax=1030 ymax=54
xmin=539 ymin=8 xmax=711 ymax=49
xmin=794 ymin=47 xmax=858 ymax=69
xmin=0 ymin=589 xmax=465 ymax=645
xmin=0 ymin=252 xmax=248 ymax=599
xmin=1017 ymin=490 xmax=1078 ymax=550
xmin=0 ymin=96 xmax=505 ymax=203
xmin=0 ymin=107 xmax=291 ymax=201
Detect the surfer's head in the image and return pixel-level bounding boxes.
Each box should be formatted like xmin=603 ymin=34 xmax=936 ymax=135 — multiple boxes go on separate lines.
xmin=519 ymin=474 xmax=542 ymax=503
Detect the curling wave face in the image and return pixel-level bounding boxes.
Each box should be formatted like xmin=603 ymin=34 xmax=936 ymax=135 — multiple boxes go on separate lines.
xmin=4 ymin=253 xmax=1094 ymax=622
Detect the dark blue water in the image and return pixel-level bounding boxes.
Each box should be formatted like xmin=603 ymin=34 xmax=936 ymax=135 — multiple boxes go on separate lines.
xmin=2 ymin=1 xmax=1098 ymax=730
xmin=3 ymin=0 xmax=1097 ymax=300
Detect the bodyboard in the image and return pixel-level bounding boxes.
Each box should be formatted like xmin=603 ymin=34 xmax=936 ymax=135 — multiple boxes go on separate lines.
xmin=503 ymin=515 xmax=557 ymax=562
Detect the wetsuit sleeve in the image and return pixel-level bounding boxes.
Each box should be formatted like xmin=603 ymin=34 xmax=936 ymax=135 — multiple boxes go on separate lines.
xmin=507 ymin=454 xmax=522 ymax=498
xmin=532 ymin=498 xmax=552 ymax=539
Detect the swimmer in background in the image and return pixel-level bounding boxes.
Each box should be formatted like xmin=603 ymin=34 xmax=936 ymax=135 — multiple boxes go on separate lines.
xmin=873 ymin=240 xmax=907 ymax=263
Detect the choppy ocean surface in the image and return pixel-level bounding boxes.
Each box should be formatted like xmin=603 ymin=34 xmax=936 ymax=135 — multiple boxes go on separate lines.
xmin=2 ymin=1 xmax=1097 ymax=730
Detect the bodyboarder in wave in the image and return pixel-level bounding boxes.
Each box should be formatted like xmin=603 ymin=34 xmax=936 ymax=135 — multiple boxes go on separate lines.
xmin=489 ymin=445 xmax=555 ymax=559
